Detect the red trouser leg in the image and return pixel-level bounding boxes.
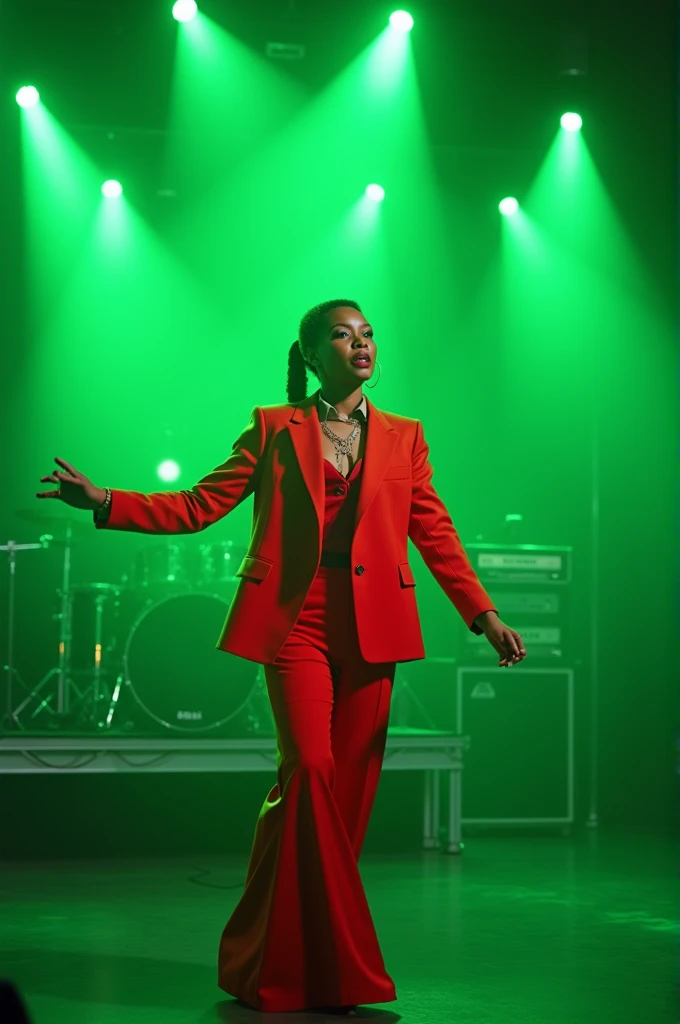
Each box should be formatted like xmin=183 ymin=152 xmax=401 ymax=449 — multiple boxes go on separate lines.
xmin=218 ymin=567 xmax=397 ymax=1013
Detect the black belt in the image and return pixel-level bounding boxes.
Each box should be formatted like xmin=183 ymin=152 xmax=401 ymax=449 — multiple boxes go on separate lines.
xmin=319 ymin=551 xmax=351 ymax=569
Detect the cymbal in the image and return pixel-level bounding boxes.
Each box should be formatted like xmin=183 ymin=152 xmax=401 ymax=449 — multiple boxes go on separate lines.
xmin=15 ymin=507 xmax=93 ymax=536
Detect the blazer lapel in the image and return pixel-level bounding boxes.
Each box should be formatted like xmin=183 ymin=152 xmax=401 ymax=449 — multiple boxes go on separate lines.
xmin=288 ymin=392 xmax=325 ymax=536
xmin=355 ymin=398 xmax=398 ymax=530
xmin=288 ymin=391 xmax=398 ymax=539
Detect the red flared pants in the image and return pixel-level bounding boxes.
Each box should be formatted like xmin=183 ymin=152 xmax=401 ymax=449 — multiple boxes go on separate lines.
xmin=218 ymin=565 xmax=397 ymax=1013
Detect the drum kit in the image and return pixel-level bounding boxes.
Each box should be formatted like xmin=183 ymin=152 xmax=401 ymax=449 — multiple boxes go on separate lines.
xmin=3 ymin=508 xmax=274 ymax=737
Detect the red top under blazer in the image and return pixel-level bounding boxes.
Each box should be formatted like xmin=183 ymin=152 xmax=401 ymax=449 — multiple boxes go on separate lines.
xmin=96 ymin=392 xmax=498 ymax=664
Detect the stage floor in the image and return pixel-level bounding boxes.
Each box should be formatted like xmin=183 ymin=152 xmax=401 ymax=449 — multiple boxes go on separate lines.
xmin=1 ymin=830 xmax=675 ymax=1024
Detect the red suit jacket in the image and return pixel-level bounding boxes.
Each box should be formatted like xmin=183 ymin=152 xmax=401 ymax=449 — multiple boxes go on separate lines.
xmin=97 ymin=393 xmax=497 ymax=663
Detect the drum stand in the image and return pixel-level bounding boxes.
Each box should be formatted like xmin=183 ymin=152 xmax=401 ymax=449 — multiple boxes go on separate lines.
xmin=65 ymin=584 xmax=120 ymax=731
xmin=1 ymin=535 xmax=52 ymax=731
xmin=9 ymin=523 xmax=86 ymax=729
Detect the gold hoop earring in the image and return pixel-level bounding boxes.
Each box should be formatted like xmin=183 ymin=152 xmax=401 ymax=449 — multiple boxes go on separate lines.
xmin=365 ymin=360 xmax=382 ymax=389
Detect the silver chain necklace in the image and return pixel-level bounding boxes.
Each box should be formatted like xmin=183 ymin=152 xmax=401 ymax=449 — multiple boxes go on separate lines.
xmin=321 ymin=417 xmax=361 ymax=472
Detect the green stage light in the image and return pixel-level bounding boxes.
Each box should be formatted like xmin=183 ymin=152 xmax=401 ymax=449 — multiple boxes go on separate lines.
xmin=158 ymin=459 xmax=181 ymax=482
xmin=101 ymin=179 xmax=123 ymax=198
xmin=16 ymin=86 xmax=40 ymax=108
xmin=365 ymin=183 xmax=385 ymax=202
xmin=172 ymin=0 xmax=197 ymax=22
xmin=499 ymin=197 xmax=519 ymax=216
xmin=561 ymin=112 xmax=582 ymax=132
xmin=389 ymin=10 xmax=414 ymax=31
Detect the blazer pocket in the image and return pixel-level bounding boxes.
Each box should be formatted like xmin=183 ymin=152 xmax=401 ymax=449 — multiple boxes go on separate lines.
xmin=384 ymin=465 xmax=411 ymax=481
xmin=236 ymin=555 xmax=274 ymax=582
xmin=398 ymin=561 xmax=416 ymax=587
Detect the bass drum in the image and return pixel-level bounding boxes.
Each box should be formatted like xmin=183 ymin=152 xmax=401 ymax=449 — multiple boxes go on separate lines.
xmin=122 ymin=591 xmax=261 ymax=733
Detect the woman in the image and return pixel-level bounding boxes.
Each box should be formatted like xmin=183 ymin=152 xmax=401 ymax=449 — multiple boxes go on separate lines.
xmin=37 ymin=298 xmax=526 ymax=1016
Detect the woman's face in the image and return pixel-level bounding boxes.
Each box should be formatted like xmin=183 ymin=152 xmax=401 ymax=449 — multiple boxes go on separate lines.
xmin=306 ymin=306 xmax=378 ymax=388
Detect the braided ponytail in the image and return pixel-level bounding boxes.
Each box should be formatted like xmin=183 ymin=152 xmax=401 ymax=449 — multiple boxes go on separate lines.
xmin=287 ymin=341 xmax=308 ymax=404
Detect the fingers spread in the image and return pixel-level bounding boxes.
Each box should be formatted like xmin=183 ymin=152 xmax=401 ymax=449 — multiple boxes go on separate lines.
xmin=55 ymin=457 xmax=78 ymax=476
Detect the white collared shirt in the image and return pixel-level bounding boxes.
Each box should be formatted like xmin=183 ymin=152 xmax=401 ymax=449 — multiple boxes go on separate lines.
xmin=317 ymin=392 xmax=368 ymax=424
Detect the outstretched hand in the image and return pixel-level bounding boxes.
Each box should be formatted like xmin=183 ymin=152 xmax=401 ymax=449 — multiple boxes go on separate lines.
xmin=475 ymin=611 xmax=526 ymax=668
xmin=36 ymin=458 xmax=106 ymax=511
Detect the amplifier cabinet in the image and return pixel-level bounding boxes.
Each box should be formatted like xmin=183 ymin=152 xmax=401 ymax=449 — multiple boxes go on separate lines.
xmin=460 ymin=600 xmax=567 ymax=663
xmin=468 ymin=544 xmax=573 ymax=585
xmin=455 ymin=666 xmax=574 ymax=826
xmin=461 ymin=543 xmax=575 ymax=663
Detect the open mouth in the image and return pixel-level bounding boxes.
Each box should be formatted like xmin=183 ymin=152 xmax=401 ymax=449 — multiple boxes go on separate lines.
xmin=350 ymin=356 xmax=371 ymax=368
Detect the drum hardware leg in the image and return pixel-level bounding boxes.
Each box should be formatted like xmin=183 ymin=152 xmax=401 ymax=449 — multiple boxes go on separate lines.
xmin=11 ymin=666 xmax=80 ymax=727
xmin=10 ymin=524 xmax=77 ymax=728
xmin=67 ymin=590 xmax=120 ymax=729
xmin=71 ymin=592 xmax=112 ymax=727
xmin=92 ymin=594 xmax=104 ymax=708
xmin=2 ymin=666 xmax=32 ymax=732
xmin=1 ymin=535 xmax=51 ymax=731
xmin=56 ymin=524 xmax=73 ymax=715
xmin=29 ymin=690 xmax=62 ymax=721
xmin=12 ymin=618 xmax=110 ymax=729
xmin=104 ymin=672 xmax=125 ymax=731
xmin=69 ymin=675 xmax=118 ymax=730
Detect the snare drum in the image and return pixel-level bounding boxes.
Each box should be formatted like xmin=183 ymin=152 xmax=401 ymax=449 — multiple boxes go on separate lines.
xmin=65 ymin=582 xmax=122 ymax=679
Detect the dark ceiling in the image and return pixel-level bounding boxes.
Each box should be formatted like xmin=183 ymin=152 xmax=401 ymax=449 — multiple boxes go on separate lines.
xmin=0 ymin=0 xmax=669 ymax=148
xmin=0 ymin=0 xmax=675 ymax=291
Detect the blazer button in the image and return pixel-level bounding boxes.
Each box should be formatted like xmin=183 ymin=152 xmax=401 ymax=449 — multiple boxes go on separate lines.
xmin=333 ymin=486 xmax=345 ymax=496
xmin=355 ymin=565 xmax=365 ymax=576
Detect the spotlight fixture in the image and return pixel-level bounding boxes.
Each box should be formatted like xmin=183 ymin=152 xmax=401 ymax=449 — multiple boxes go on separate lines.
xmin=389 ymin=10 xmax=414 ymax=31
xmin=499 ymin=197 xmax=519 ymax=216
xmin=101 ymin=180 xmax=123 ymax=198
xmin=157 ymin=460 xmax=181 ymax=482
xmin=365 ymin=184 xmax=385 ymax=202
xmin=172 ymin=0 xmax=197 ymax=22
xmin=16 ymin=86 xmax=40 ymax=108
xmin=560 ymin=112 xmax=583 ymax=132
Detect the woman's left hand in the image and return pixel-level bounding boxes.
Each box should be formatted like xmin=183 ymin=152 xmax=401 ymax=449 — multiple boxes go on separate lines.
xmin=476 ymin=612 xmax=526 ymax=668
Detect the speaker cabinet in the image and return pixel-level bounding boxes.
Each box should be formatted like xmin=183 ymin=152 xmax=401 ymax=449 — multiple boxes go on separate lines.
xmin=456 ymin=666 xmax=574 ymax=826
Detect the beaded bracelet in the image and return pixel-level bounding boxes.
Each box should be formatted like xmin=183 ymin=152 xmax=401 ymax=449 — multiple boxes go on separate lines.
xmin=95 ymin=487 xmax=112 ymax=521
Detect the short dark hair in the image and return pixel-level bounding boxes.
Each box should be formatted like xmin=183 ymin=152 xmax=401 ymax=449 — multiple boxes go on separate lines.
xmin=286 ymin=298 xmax=362 ymax=404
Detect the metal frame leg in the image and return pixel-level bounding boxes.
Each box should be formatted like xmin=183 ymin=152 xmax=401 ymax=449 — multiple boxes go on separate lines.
xmin=447 ymin=767 xmax=463 ymax=854
xmin=423 ymin=769 xmax=440 ymax=849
